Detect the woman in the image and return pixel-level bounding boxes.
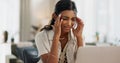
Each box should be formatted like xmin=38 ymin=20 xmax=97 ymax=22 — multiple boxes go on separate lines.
xmin=35 ymin=0 xmax=84 ymax=63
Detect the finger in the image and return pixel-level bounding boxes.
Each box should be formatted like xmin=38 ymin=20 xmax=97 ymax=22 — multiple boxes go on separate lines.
xmin=76 ymin=17 xmax=83 ymax=24
xmin=76 ymin=23 xmax=84 ymax=31
xmin=72 ymin=27 xmax=75 ymax=33
xmin=55 ymin=14 xmax=62 ymax=26
xmin=76 ymin=17 xmax=84 ymax=27
xmin=57 ymin=14 xmax=61 ymax=23
xmin=54 ymin=15 xmax=60 ymax=26
xmin=76 ymin=23 xmax=84 ymax=32
xmin=59 ymin=19 xmax=63 ymax=25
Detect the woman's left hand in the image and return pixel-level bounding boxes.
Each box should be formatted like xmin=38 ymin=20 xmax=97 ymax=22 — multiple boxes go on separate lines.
xmin=72 ymin=17 xmax=84 ymax=38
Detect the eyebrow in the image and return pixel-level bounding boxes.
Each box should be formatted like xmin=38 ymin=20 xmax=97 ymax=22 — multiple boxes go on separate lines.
xmin=62 ymin=16 xmax=76 ymax=19
xmin=62 ymin=16 xmax=69 ymax=18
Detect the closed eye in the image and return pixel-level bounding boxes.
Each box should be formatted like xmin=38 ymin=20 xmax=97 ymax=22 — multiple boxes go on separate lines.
xmin=61 ymin=16 xmax=69 ymax=20
xmin=71 ymin=17 xmax=77 ymax=22
xmin=61 ymin=16 xmax=76 ymax=22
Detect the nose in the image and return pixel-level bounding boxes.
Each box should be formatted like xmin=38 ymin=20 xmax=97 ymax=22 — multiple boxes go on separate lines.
xmin=68 ymin=20 xmax=72 ymax=26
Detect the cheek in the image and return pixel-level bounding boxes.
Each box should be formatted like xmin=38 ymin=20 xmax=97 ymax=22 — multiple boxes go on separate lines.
xmin=61 ymin=22 xmax=65 ymax=28
xmin=61 ymin=21 xmax=75 ymax=27
xmin=61 ymin=21 xmax=66 ymax=26
xmin=71 ymin=22 xmax=75 ymax=27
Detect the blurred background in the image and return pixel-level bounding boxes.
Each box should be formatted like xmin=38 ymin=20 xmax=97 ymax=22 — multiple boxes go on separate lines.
xmin=0 ymin=0 xmax=120 ymax=63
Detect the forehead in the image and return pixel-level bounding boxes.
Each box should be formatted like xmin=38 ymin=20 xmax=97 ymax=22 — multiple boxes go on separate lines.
xmin=60 ymin=10 xmax=76 ymax=17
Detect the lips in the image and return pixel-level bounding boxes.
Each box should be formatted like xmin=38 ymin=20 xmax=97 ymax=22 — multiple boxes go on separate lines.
xmin=64 ymin=27 xmax=71 ymax=30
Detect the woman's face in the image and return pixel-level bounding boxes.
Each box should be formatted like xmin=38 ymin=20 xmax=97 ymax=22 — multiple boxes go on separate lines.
xmin=60 ymin=10 xmax=76 ymax=33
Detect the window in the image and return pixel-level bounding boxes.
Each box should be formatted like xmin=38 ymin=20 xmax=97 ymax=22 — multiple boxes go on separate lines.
xmin=0 ymin=0 xmax=20 ymax=43
xmin=75 ymin=0 xmax=120 ymax=44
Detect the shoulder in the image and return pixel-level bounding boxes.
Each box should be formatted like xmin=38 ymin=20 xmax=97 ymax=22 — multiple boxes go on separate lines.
xmin=35 ymin=30 xmax=46 ymax=38
xmin=35 ymin=30 xmax=54 ymax=40
xmin=35 ymin=30 xmax=47 ymax=43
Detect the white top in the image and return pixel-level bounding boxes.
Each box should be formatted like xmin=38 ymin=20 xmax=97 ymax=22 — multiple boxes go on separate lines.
xmin=35 ymin=29 xmax=78 ymax=63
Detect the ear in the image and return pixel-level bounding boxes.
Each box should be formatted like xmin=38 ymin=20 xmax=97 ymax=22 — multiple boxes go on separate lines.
xmin=52 ymin=13 xmax=57 ymax=20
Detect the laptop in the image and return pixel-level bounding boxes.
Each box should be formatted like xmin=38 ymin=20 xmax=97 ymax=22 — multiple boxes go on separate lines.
xmin=75 ymin=46 xmax=120 ymax=63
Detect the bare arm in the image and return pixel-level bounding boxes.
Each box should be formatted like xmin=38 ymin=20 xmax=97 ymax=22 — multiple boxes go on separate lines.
xmin=41 ymin=36 xmax=59 ymax=63
xmin=72 ymin=17 xmax=84 ymax=47
xmin=76 ymin=35 xmax=83 ymax=47
xmin=41 ymin=14 xmax=62 ymax=63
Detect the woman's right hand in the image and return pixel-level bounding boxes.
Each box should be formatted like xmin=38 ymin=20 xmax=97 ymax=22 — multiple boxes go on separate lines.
xmin=54 ymin=14 xmax=63 ymax=38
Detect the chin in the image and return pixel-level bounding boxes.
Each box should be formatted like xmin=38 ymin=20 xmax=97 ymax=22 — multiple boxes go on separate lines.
xmin=63 ymin=29 xmax=71 ymax=33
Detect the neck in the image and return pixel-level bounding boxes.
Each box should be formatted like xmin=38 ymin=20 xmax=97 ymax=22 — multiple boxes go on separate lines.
xmin=60 ymin=32 xmax=68 ymax=38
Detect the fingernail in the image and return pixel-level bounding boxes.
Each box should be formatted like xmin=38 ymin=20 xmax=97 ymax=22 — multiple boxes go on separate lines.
xmin=59 ymin=14 xmax=61 ymax=17
xmin=61 ymin=19 xmax=63 ymax=21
